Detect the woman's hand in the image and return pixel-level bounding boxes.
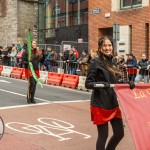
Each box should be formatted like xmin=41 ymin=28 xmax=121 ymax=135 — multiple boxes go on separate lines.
xmin=36 ymin=48 xmax=42 ymax=56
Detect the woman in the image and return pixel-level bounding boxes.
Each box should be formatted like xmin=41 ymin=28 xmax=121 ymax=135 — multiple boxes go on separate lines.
xmin=22 ymin=41 xmax=42 ymax=104
xmin=66 ymin=49 xmax=77 ymax=75
xmin=135 ymin=53 xmax=150 ymax=83
xmin=10 ymin=46 xmax=17 ymax=67
xmin=116 ymin=55 xmax=128 ymax=82
xmin=85 ymin=36 xmax=134 ymax=150
xmin=77 ymin=50 xmax=90 ymax=76
xmin=124 ymin=53 xmax=137 ymax=82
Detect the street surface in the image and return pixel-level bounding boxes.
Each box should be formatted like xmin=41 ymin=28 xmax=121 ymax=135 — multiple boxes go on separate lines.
xmin=0 ymin=76 xmax=136 ymax=150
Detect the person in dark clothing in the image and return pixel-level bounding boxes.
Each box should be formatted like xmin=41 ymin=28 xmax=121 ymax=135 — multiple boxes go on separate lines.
xmin=49 ymin=50 xmax=58 ymax=72
xmin=1 ymin=46 xmax=10 ymax=66
xmin=59 ymin=49 xmax=70 ymax=73
xmin=22 ymin=41 xmax=42 ymax=104
xmin=116 ymin=55 xmax=128 ymax=81
xmin=0 ymin=46 xmax=3 ymax=65
xmin=66 ymin=50 xmax=77 ymax=75
xmin=77 ymin=50 xmax=90 ymax=76
xmin=135 ymin=54 xmax=150 ymax=83
xmin=124 ymin=53 xmax=137 ymax=82
xmin=85 ymin=36 xmax=135 ymax=150
xmin=45 ymin=49 xmax=51 ymax=71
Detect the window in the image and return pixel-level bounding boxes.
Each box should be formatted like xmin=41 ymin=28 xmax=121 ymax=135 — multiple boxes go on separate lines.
xmin=120 ymin=0 xmax=142 ymax=9
xmin=0 ymin=0 xmax=6 ymax=17
xmin=52 ymin=5 xmax=61 ymax=16
xmin=145 ymin=23 xmax=149 ymax=58
xmin=0 ymin=0 xmax=2 ymax=16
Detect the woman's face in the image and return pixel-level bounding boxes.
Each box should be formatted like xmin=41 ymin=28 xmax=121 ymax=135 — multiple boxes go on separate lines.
xmin=32 ymin=41 xmax=37 ymax=49
xmin=142 ymin=54 xmax=146 ymax=60
xmin=70 ymin=50 xmax=73 ymax=55
xmin=100 ymin=39 xmax=113 ymax=56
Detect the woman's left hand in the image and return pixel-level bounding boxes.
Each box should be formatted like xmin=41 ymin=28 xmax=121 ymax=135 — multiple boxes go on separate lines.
xmin=36 ymin=48 xmax=42 ymax=56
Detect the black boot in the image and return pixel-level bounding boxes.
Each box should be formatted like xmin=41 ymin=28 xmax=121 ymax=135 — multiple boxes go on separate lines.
xmin=31 ymin=98 xmax=36 ymax=104
xmin=27 ymin=97 xmax=31 ymax=104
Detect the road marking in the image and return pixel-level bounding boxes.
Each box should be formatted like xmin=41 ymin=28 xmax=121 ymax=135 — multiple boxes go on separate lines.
xmin=0 ymin=89 xmax=49 ymax=102
xmin=0 ymin=76 xmax=91 ymax=94
xmin=6 ymin=117 xmax=91 ymax=141
xmin=0 ymin=80 xmax=11 ymax=83
xmin=54 ymin=100 xmax=90 ymax=103
xmin=0 ymin=102 xmax=51 ymax=110
xmin=0 ymin=100 xmax=90 ymax=110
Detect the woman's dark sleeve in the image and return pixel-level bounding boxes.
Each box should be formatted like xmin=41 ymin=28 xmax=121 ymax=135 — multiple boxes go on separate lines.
xmin=85 ymin=66 xmax=98 ymax=89
xmin=85 ymin=60 xmax=110 ymax=89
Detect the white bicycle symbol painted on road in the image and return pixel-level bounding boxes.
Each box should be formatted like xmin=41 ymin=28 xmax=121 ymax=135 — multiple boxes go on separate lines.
xmin=5 ymin=117 xmax=91 ymax=141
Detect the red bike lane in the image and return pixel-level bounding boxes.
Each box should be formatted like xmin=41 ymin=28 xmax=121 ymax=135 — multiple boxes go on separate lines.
xmin=0 ymin=101 xmax=136 ymax=150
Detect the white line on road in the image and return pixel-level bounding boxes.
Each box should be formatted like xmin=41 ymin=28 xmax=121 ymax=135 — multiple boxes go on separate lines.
xmin=0 ymin=100 xmax=90 ymax=110
xmin=0 ymin=88 xmax=90 ymax=110
xmin=0 ymin=76 xmax=91 ymax=94
xmin=0 ymin=80 xmax=11 ymax=83
xmin=0 ymin=89 xmax=49 ymax=102
xmin=0 ymin=102 xmax=51 ymax=110
xmin=54 ymin=100 xmax=90 ymax=103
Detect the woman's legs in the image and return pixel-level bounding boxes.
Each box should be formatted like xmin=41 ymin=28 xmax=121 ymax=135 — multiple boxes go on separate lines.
xmin=27 ymin=77 xmax=37 ymax=104
xmin=135 ymin=74 xmax=143 ymax=83
xmin=96 ymin=123 xmax=108 ymax=150
xmin=144 ymin=75 xmax=149 ymax=83
xmin=106 ymin=118 xmax=124 ymax=150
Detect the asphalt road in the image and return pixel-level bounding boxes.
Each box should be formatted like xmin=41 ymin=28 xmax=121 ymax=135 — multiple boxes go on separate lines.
xmin=0 ymin=76 xmax=136 ymax=150
xmin=0 ymin=76 xmax=91 ymax=107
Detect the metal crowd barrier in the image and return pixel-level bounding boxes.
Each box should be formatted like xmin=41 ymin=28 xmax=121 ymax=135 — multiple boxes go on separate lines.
xmin=41 ymin=60 xmax=89 ymax=76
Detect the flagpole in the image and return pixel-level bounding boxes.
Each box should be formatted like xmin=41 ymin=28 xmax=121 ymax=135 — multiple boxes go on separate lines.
xmin=94 ymin=84 xmax=115 ymax=88
xmin=28 ymin=29 xmax=32 ymax=101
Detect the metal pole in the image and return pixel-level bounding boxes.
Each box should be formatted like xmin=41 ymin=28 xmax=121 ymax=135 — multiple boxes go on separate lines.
xmin=77 ymin=0 xmax=80 ymax=25
xmin=66 ymin=0 xmax=69 ymax=26
xmin=94 ymin=84 xmax=115 ymax=88
xmin=55 ymin=0 xmax=58 ymax=28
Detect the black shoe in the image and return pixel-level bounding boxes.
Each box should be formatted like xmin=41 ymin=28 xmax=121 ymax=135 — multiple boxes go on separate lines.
xmin=27 ymin=98 xmax=31 ymax=104
xmin=31 ymin=99 xmax=36 ymax=104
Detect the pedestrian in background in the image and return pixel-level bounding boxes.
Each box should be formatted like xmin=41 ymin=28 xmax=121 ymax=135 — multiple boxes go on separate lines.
xmin=124 ymin=53 xmax=137 ymax=82
xmin=59 ymin=49 xmax=70 ymax=73
xmin=135 ymin=53 xmax=150 ymax=83
xmin=117 ymin=55 xmax=128 ymax=81
xmin=77 ymin=50 xmax=90 ymax=76
xmin=85 ymin=36 xmax=135 ymax=150
xmin=66 ymin=49 xmax=77 ymax=75
xmin=10 ymin=45 xmax=17 ymax=67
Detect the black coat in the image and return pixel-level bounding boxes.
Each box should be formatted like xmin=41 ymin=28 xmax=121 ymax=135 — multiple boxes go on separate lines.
xmin=67 ymin=54 xmax=77 ymax=68
xmin=138 ymin=59 xmax=150 ymax=75
xmin=85 ymin=56 xmax=119 ymax=110
xmin=22 ymin=50 xmax=41 ymax=70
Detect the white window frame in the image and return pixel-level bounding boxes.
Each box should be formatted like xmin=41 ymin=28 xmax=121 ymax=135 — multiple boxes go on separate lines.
xmin=120 ymin=0 xmax=142 ymax=9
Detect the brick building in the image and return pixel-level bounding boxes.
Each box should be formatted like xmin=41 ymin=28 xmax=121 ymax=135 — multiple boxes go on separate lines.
xmin=38 ymin=0 xmax=88 ymax=44
xmin=88 ymin=0 xmax=150 ymax=60
xmin=0 ymin=0 xmax=38 ymax=46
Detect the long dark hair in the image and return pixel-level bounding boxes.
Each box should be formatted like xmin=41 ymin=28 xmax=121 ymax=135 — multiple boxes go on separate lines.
xmin=98 ymin=36 xmax=121 ymax=78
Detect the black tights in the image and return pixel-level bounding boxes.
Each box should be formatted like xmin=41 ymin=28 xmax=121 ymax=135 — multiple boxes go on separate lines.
xmin=96 ymin=118 xmax=124 ymax=150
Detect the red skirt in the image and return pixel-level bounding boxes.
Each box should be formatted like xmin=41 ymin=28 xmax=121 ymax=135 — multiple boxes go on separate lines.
xmin=25 ymin=69 xmax=40 ymax=79
xmin=91 ymin=106 xmax=122 ymax=125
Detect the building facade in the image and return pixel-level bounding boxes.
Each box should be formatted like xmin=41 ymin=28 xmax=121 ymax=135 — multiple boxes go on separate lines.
xmin=38 ymin=0 xmax=88 ymax=44
xmin=88 ymin=0 xmax=150 ymax=60
xmin=0 ymin=0 xmax=38 ymax=46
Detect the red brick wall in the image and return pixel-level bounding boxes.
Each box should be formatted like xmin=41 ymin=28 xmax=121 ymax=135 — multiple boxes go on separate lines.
xmin=88 ymin=0 xmax=150 ymax=60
